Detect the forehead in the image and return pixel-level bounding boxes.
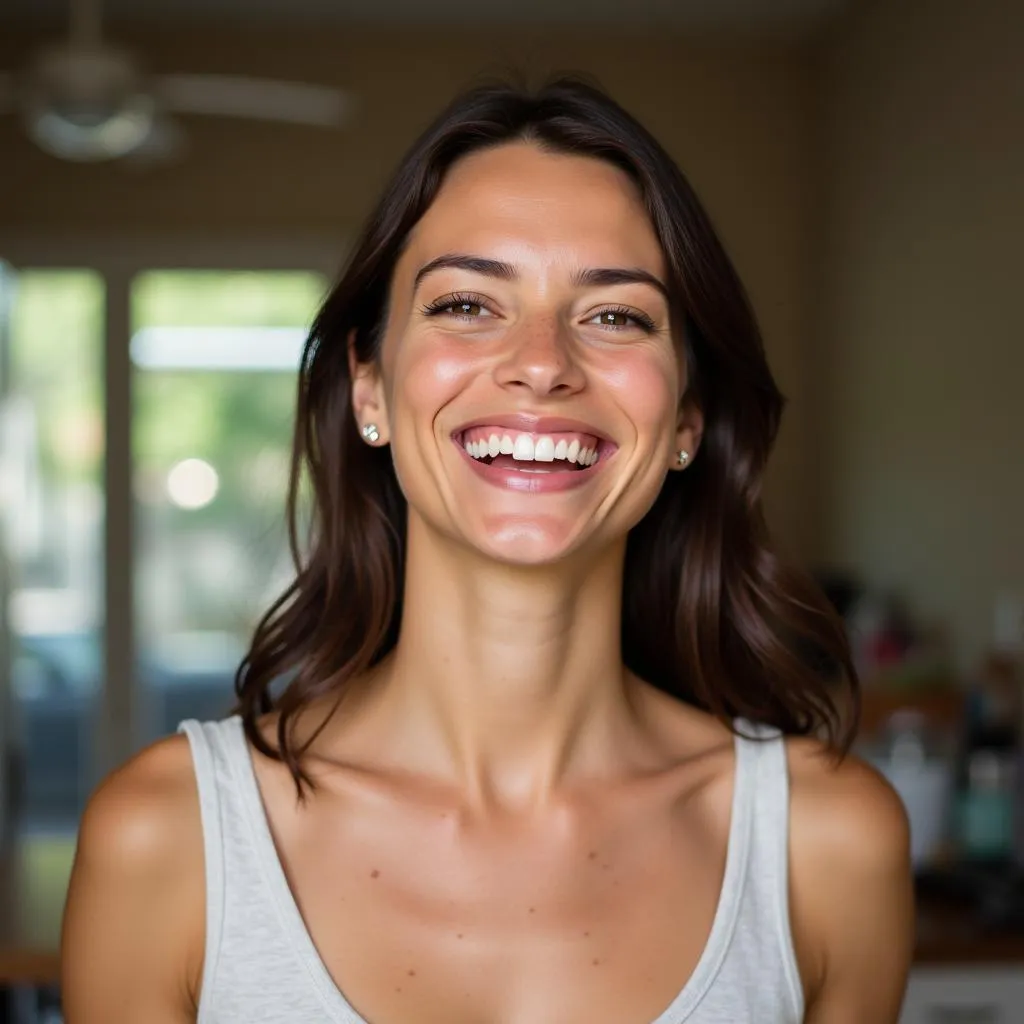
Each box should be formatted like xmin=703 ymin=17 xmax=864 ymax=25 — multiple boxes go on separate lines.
xmin=400 ymin=141 xmax=666 ymax=279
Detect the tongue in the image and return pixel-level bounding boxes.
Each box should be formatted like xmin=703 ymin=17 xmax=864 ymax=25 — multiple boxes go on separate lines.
xmin=489 ymin=454 xmax=574 ymax=471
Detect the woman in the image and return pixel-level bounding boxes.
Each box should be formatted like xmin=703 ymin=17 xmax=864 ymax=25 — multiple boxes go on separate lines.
xmin=62 ymin=79 xmax=913 ymax=1023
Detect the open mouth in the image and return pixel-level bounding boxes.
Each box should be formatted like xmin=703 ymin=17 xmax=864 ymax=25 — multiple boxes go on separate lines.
xmin=454 ymin=427 xmax=610 ymax=473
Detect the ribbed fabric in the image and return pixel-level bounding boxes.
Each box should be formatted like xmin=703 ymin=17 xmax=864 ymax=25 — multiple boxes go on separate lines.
xmin=178 ymin=716 xmax=804 ymax=1023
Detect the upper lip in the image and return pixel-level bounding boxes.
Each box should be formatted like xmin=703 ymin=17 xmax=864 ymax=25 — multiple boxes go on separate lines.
xmin=451 ymin=413 xmax=614 ymax=443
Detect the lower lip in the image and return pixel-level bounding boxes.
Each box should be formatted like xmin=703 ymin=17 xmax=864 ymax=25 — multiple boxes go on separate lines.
xmin=455 ymin=443 xmax=609 ymax=493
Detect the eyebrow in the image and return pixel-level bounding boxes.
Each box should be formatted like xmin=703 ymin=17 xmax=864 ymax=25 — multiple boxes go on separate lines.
xmin=414 ymin=254 xmax=516 ymax=289
xmin=413 ymin=253 xmax=669 ymax=300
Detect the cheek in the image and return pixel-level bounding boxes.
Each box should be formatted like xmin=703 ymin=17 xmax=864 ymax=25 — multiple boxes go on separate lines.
xmin=389 ymin=337 xmax=482 ymax=425
xmin=599 ymin=350 xmax=680 ymax=436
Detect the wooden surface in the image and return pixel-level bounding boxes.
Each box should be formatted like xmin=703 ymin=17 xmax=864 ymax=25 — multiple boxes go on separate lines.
xmin=916 ymin=899 xmax=1024 ymax=966
xmin=858 ymin=687 xmax=966 ymax=737
xmin=1 ymin=836 xmax=1023 ymax=986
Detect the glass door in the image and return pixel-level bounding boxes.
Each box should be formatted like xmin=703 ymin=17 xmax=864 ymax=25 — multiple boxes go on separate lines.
xmin=0 ymin=259 xmax=14 ymax=849
xmin=2 ymin=270 xmax=105 ymax=833
xmin=0 ymin=267 xmax=105 ymax=972
xmin=0 ymin=257 xmax=328 ymax=1011
xmin=131 ymin=270 xmax=325 ymax=741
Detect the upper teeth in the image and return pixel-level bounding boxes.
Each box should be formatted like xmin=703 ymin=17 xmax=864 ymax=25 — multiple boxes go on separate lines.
xmin=464 ymin=433 xmax=599 ymax=466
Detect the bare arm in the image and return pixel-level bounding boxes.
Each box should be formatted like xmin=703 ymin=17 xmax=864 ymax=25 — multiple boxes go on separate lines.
xmin=61 ymin=736 xmax=205 ymax=1024
xmin=789 ymin=743 xmax=915 ymax=1023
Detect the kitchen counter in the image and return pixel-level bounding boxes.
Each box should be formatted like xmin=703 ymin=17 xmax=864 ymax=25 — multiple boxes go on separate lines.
xmin=916 ymin=899 xmax=1024 ymax=965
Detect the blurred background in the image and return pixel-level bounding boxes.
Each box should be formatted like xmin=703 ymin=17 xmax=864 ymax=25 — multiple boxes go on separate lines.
xmin=0 ymin=0 xmax=1021 ymax=1020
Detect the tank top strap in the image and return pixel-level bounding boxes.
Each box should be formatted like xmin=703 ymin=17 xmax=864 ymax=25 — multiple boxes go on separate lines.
xmin=181 ymin=716 xmax=362 ymax=1023
xmin=730 ymin=717 xmax=804 ymax=1019
xmin=733 ymin=717 xmax=790 ymax=882
xmin=178 ymin=717 xmax=250 ymax=1023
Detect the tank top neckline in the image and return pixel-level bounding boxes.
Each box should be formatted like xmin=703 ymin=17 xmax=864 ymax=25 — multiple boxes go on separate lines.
xmin=222 ymin=714 xmax=758 ymax=1024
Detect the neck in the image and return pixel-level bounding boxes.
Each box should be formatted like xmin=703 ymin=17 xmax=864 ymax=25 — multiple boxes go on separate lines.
xmin=370 ymin=511 xmax=639 ymax=810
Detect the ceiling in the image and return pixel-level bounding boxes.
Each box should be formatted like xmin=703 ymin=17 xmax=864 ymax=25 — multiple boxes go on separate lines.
xmin=1 ymin=0 xmax=851 ymax=34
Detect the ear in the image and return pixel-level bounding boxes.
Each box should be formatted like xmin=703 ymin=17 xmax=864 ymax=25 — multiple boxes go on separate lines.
xmin=347 ymin=329 xmax=390 ymax=443
xmin=672 ymin=393 xmax=704 ymax=470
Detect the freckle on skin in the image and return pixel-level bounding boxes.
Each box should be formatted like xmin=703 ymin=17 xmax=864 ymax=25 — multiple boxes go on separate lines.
xmin=592 ymin=958 xmax=601 ymax=966
xmin=370 ymin=869 xmax=380 ymax=879
xmin=407 ymin=969 xmax=416 ymax=977
xmin=528 ymin=906 xmax=535 ymax=913
xmin=457 ymin=933 xmax=464 ymax=939
xmin=588 ymin=851 xmax=597 ymax=860
xmin=583 ymin=931 xmax=590 ymax=937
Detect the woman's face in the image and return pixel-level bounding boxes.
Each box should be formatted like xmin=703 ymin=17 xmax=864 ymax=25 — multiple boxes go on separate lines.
xmin=354 ymin=141 xmax=701 ymax=566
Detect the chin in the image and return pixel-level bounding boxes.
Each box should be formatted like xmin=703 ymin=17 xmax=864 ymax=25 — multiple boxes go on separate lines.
xmin=470 ymin=516 xmax=586 ymax=567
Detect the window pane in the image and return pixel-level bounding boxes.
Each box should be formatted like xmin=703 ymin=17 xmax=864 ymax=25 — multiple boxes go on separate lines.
xmin=4 ymin=269 xmax=104 ymax=828
xmin=132 ymin=270 xmax=325 ymax=741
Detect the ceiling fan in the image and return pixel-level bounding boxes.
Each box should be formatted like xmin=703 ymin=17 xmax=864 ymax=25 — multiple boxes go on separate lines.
xmin=0 ymin=0 xmax=354 ymax=163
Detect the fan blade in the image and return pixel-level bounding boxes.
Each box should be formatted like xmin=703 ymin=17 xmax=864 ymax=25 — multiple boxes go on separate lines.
xmin=0 ymin=72 xmax=17 ymax=113
xmin=157 ymin=74 xmax=352 ymax=128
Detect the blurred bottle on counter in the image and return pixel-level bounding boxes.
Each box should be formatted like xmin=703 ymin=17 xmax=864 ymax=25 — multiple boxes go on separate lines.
xmin=847 ymin=590 xmax=912 ymax=683
xmin=960 ymin=750 xmax=1015 ymax=864
xmin=993 ymin=592 xmax=1024 ymax=870
xmin=865 ymin=709 xmax=955 ymax=869
xmin=957 ymin=651 xmax=1020 ymax=866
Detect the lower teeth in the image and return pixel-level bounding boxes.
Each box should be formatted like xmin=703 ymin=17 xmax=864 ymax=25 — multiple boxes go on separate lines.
xmin=480 ymin=457 xmax=582 ymax=471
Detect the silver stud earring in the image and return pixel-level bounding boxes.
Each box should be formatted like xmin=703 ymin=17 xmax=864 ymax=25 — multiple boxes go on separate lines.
xmin=361 ymin=423 xmax=380 ymax=444
xmin=677 ymin=450 xmax=689 ymax=468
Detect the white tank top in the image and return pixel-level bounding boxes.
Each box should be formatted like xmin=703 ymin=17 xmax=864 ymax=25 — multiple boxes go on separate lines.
xmin=179 ymin=715 xmax=804 ymax=1023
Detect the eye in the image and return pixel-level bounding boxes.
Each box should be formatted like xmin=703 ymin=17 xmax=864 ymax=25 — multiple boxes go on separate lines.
xmin=587 ymin=307 xmax=657 ymax=332
xmin=447 ymin=300 xmax=483 ymax=319
xmin=421 ymin=293 xmax=492 ymax=321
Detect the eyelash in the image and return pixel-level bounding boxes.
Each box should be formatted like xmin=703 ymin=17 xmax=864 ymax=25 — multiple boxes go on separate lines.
xmin=420 ymin=293 xmax=658 ymax=333
xmin=420 ymin=292 xmax=491 ymax=321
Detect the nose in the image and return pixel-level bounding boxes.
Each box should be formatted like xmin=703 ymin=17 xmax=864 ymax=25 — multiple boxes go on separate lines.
xmin=493 ymin=317 xmax=586 ymax=397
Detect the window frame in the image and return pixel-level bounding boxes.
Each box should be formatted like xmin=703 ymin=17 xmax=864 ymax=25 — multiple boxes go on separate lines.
xmin=1 ymin=233 xmax=343 ymax=803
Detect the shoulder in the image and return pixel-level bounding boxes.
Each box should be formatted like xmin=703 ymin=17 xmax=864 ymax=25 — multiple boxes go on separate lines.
xmin=784 ymin=735 xmax=914 ymax=1014
xmin=74 ymin=732 xmax=203 ymax=872
xmin=786 ymin=735 xmax=911 ymax=870
xmin=62 ymin=734 xmax=206 ymax=1019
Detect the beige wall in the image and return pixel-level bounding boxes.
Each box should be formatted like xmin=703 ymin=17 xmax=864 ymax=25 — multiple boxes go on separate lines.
xmin=820 ymin=0 xmax=1024 ymax=666
xmin=0 ymin=25 xmax=822 ymax=558
xmin=5 ymin=10 xmax=1018 ymax=667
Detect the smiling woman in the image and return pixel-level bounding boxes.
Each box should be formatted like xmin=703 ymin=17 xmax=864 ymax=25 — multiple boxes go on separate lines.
xmin=61 ymin=79 xmax=914 ymax=1024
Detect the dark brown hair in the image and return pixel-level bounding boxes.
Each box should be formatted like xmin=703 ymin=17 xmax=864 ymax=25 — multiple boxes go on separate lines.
xmin=235 ymin=77 xmax=859 ymax=784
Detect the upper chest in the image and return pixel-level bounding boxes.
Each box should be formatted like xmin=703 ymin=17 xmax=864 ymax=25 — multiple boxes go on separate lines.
xmin=248 ymin=756 xmax=736 ymax=1024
